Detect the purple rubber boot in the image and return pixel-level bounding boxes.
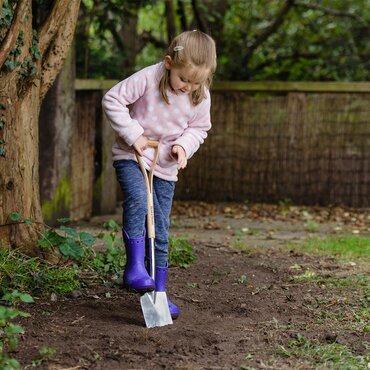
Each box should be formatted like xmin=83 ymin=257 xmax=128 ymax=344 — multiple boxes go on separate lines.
xmin=122 ymin=229 xmax=155 ymax=293
xmin=155 ymin=264 xmax=180 ymax=319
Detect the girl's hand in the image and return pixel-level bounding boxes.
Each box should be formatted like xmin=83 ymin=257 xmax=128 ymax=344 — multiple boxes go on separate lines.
xmin=172 ymin=145 xmax=187 ymax=169
xmin=133 ymin=135 xmax=148 ymax=155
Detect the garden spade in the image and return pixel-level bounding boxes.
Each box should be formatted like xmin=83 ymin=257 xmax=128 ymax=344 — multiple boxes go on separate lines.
xmin=135 ymin=141 xmax=173 ymax=328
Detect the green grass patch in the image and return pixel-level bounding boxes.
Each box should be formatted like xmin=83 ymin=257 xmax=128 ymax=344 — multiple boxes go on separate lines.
xmin=318 ymin=305 xmax=370 ymax=334
xmin=231 ymin=230 xmax=255 ymax=254
xmin=0 ymin=249 xmax=80 ymax=296
xmin=291 ymin=271 xmax=369 ymax=290
xmin=291 ymin=270 xmax=369 ymax=333
xmin=277 ymin=334 xmax=369 ymax=370
xmin=287 ymin=235 xmax=370 ymax=260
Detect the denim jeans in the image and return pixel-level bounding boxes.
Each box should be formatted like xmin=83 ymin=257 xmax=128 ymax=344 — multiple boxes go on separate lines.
xmin=113 ymin=159 xmax=175 ymax=267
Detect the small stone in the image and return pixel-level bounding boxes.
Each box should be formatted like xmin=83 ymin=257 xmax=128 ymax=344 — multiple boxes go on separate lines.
xmin=50 ymin=293 xmax=57 ymax=302
xmin=71 ymin=290 xmax=82 ymax=299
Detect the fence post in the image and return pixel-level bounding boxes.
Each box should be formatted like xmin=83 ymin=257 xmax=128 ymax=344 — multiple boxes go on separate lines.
xmin=70 ymin=91 xmax=97 ymax=221
xmin=93 ymin=96 xmax=117 ymax=215
xmin=39 ymin=47 xmax=75 ymax=225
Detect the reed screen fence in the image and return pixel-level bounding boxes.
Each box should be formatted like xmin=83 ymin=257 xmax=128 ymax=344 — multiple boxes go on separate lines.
xmin=73 ymin=81 xmax=370 ymax=212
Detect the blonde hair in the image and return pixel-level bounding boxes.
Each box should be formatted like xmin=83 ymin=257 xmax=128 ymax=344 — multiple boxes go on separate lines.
xmin=159 ymin=30 xmax=217 ymax=105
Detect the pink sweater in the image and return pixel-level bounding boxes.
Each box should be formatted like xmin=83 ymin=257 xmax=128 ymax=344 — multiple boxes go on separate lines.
xmin=102 ymin=63 xmax=212 ymax=182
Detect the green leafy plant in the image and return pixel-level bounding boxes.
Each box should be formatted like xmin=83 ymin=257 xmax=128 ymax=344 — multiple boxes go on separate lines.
xmin=0 ymin=306 xmax=29 ymax=370
xmin=38 ymin=223 xmax=95 ymax=260
xmin=29 ymin=30 xmax=40 ymax=61
xmin=168 ymin=236 xmax=196 ymax=268
xmin=8 ymin=213 xmax=96 ymax=261
xmin=2 ymin=290 xmax=34 ymax=305
xmin=4 ymin=214 xmax=126 ymax=293
xmin=3 ymin=31 xmax=24 ymax=73
xmin=92 ymin=222 xmax=126 ymax=275
xmin=6 ymin=214 xmax=196 ymax=294
xmin=0 ymin=290 xmax=34 ymax=370
xmin=84 ymin=219 xmax=125 ymax=277
xmin=30 ymin=345 xmax=57 ymax=367
xmin=236 ymin=274 xmax=248 ymax=285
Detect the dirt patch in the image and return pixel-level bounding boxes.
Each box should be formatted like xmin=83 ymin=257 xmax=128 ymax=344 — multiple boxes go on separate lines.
xmin=14 ymin=203 xmax=370 ymax=369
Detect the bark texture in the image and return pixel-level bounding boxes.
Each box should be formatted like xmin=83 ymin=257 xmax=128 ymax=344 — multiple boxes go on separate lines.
xmin=0 ymin=0 xmax=81 ymax=252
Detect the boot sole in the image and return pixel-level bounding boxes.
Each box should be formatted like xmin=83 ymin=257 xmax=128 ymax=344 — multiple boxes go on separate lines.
xmin=123 ymin=284 xmax=155 ymax=294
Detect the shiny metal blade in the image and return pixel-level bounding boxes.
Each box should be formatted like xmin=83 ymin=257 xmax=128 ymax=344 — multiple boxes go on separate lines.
xmin=140 ymin=291 xmax=173 ymax=328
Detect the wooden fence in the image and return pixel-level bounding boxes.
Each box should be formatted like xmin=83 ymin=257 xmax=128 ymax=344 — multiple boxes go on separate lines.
xmin=175 ymin=83 xmax=370 ymax=207
xmin=40 ymin=80 xmax=370 ymax=222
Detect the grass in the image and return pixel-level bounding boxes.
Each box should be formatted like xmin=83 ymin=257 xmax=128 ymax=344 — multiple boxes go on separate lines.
xmin=287 ymin=235 xmax=370 ymax=260
xmin=231 ymin=230 xmax=256 ymax=254
xmin=289 ymin=235 xmax=370 ymax=336
xmin=0 ymin=230 xmax=196 ymax=297
xmin=288 ymin=267 xmax=369 ymax=334
xmin=291 ymin=270 xmax=369 ymax=289
xmin=317 ymin=305 xmax=370 ymax=334
xmin=0 ymin=249 xmax=80 ymax=296
xmin=277 ymin=334 xmax=370 ymax=370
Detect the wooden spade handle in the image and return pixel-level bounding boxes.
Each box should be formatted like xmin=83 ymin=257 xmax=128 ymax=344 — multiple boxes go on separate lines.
xmin=135 ymin=141 xmax=159 ymax=239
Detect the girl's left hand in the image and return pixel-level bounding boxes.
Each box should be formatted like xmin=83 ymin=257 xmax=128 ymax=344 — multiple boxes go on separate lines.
xmin=172 ymin=145 xmax=187 ymax=169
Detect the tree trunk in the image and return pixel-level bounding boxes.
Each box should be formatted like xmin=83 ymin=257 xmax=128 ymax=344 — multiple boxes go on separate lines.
xmin=165 ymin=0 xmax=177 ymax=42
xmin=0 ymin=0 xmax=81 ymax=253
xmin=0 ymin=74 xmax=43 ymax=253
xmin=117 ymin=13 xmax=140 ymax=76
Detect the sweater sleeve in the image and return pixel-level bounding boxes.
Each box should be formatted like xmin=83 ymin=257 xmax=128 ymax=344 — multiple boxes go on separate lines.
xmin=102 ymin=70 xmax=147 ymax=146
xmin=173 ymin=94 xmax=212 ymax=159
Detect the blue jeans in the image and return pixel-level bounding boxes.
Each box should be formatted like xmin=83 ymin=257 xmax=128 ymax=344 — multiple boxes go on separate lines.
xmin=113 ymin=159 xmax=175 ymax=267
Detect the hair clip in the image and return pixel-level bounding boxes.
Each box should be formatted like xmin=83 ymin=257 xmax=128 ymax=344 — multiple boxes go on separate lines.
xmin=174 ymin=46 xmax=184 ymax=51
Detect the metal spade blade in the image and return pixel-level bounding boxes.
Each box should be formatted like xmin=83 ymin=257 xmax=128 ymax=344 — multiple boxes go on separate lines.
xmin=140 ymin=238 xmax=173 ymax=328
xmin=140 ymin=291 xmax=173 ymax=328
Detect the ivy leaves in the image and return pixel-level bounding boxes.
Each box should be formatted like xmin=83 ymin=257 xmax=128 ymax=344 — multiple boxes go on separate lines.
xmin=38 ymin=226 xmax=96 ymax=260
xmin=9 ymin=213 xmax=96 ymax=260
xmin=0 ymin=1 xmax=16 ymax=28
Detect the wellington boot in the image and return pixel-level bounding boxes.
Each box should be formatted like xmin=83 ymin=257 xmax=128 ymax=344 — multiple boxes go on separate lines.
xmin=122 ymin=229 xmax=155 ymax=293
xmin=155 ymin=264 xmax=180 ymax=319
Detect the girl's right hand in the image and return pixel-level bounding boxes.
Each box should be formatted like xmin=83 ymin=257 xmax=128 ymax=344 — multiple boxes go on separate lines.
xmin=133 ymin=135 xmax=148 ymax=156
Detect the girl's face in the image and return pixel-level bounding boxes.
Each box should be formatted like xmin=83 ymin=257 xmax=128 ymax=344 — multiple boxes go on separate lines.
xmin=164 ymin=56 xmax=209 ymax=95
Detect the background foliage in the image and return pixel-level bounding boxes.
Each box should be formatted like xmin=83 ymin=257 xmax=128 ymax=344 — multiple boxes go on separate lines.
xmin=75 ymin=0 xmax=370 ymax=81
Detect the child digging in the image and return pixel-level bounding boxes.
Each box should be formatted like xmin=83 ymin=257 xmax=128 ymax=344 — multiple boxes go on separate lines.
xmin=102 ymin=30 xmax=217 ymax=319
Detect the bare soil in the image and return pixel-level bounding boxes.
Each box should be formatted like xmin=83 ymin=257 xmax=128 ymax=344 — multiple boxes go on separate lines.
xmin=15 ymin=202 xmax=370 ymax=369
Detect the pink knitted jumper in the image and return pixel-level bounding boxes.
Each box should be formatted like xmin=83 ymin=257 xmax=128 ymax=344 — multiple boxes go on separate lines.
xmin=102 ymin=62 xmax=212 ymax=182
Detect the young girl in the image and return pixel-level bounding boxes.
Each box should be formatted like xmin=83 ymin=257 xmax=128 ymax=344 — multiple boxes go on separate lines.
xmin=102 ymin=30 xmax=217 ymax=319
